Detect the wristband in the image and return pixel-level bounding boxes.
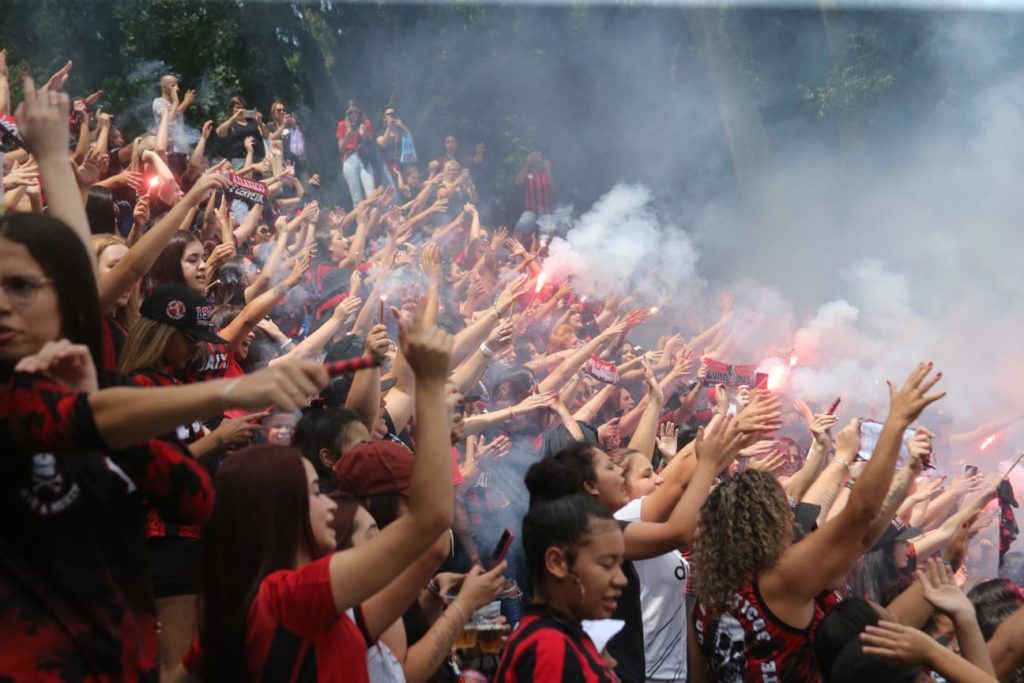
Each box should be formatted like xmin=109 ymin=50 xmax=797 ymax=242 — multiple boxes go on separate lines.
xmin=479 ymin=343 xmax=496 ymax=359
xmin=835 ymin=458 xmax=851 ymax=470
xmin=844 ymin=481 xmax=855 ymax=490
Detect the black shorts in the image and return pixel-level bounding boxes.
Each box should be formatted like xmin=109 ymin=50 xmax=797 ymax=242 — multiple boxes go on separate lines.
xmin=146 ymin=536 xmax=201 ymax=599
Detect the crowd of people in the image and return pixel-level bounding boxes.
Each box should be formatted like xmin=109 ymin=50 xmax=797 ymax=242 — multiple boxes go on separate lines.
xmin=2 ymin=50 xmax=1024 ymax=683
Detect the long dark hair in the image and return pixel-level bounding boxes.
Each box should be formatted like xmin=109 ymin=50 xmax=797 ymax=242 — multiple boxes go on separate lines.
xmin=525 ymin=442 xmax=598 ymax=503
xmin=199 ymin=446 xmax=320 ymax=682
xmin=146 ymin=231 xmax=199 ymax=290
xmin=292 ymin=405 xmax=364 ymax=480
xmin=849 ymin=546 xmax=901 ymax=604
xmin=0 ymin=213 xmax=103 ymax=371
xmin=522 ymin=494 xmax=613 ymax=597
xmin=85 ymin=186 xmax=117 ymax=235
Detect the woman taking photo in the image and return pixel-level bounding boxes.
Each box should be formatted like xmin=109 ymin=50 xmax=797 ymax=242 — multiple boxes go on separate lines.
xmin=493 ymin=493 xmax=628 ymax=683
xmin=689 ymin=363 xmax=945 ymax=682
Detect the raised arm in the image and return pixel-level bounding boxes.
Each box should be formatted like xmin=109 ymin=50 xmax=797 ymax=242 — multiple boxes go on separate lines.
xmin=763 ymin=363 xmax=945 ymax=607
xmin=623 ymin=417 xmax=747 ymax=559
xmin=538 ymin=318 xmax=628 ymax=394
xmin=218 ymin=250 xmax=310 ymax=353
xmin=99 ymin=174 xmax=230 ymax=312
xmin=326 ymin=304 xmax=455 ymax=613
xmin=10 ymin=344 xmax=328 ymax=452
xmin=627 ymin=367 xmax=665 ymax=458
xmin=15 ymin=77 xmax=93 ymax=279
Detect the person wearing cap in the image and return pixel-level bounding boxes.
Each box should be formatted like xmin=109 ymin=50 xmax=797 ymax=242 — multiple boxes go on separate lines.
xmin=335 ymin=440 xmax=509 ymax=683
xmin=120 ymin=283 xmax=266 ymax=674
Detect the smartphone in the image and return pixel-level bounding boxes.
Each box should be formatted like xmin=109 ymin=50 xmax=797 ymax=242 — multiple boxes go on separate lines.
xmin=490 ymin=528 xmax=515 ymax=567
xmin=963 ymin=464 xmax=979 ymax=478
xmin=857 ymin=419 xmax=928 ymax=471
xmin=242 ymin=109 xmax=257 ymax=119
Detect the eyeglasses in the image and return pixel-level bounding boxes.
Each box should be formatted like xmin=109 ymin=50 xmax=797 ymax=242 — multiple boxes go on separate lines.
xmin=347 ymin=110 xmax=361 ymax=116
xmin=1 ymin=274 xmax=53 ymax=306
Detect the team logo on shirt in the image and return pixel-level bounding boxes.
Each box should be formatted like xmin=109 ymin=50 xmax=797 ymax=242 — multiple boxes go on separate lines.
xmin=166 ymin=300 xmax=186 ymax=320
xmin=20 ymin=452 xmax=81 ymax=516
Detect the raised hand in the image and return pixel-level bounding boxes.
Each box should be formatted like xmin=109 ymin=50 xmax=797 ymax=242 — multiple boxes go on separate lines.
xmin=906 ymin=426 xmax=935 ymax=471
xmin=477 ymin=435 xmax=511 ymax=465
xmin=597 ymin=417 xmax=621 ymax=449
xmin=132 ymin=195 xmax=151 ymax=227
xmin=860 ymin=621 xmax=942 ymax=667
xmin=809 ymin=413 xmax=838 ymax=444
xmin=496 ymin=273 xmax=530 ymax=314
xmin=736 ymin=391 xmax=783 ymax=434
xmin=695 ymin=415 xmax=748 ymax=473
xmin=2 ymin=159 xmax=39 ymax=189
xmin=396 ymin=301 xmax=453 ymax=384
xmin=656 ymin=421 xmax=679 ymax=460
xmin=332 ymin=295 xmax=363 ymax=323
xmin=420 ymin=241 xmax=442 ymax=281
xmin=16 ymin=77 xmax=71 ymax=160
xmin=512 ymin=391 xmax=557 ymax=415
xmin=749 ymin=451 xmax=787 ymax=476
xmin=887 ymin=362 xmax=945 ymax=426
xmin=14 ymin=339 xmax=99 ymax=393
xmin=917 ymin=557 xmax=974 ymax=619
xmin=834 ymin=418 xmax=862 ymax=458
xmin=739 ymin=439 xmax=777 ymax=460
xmin=74 ymin=147 xmax=108 ymax=188
xmin=41 ymin=61 xmax=73 ymax=92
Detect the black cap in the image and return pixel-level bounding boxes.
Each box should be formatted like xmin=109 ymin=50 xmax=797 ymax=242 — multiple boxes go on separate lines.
xmin=140 ymin=284 xmax=225 ymax=344
xmin=871 ymin=519 xmax=922 ymax=551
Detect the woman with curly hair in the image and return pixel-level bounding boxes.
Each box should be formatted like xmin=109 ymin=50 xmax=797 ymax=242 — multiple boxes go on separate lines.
xmin=688 ymin=363 xmax=945 ymax=683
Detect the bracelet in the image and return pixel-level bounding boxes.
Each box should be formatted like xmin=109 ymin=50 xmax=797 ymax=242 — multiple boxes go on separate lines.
xmin=844 ymin=481 xmax=855 ymax=490
xmin=448 ymin=601 xmax=469 ymax=625
xmin=426 ymin=578 xmax=441 ymax=598
xmin=479 ymin=343 xmax=496 ymax=359
xmin=835 ymin=458 xmax=851 ymax=470
xmin=279 ymin=338 xmax=293 ymax=349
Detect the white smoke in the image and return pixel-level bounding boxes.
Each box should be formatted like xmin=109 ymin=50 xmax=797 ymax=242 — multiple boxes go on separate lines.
xmin=544 ymin=184 xmax=705 ymax=315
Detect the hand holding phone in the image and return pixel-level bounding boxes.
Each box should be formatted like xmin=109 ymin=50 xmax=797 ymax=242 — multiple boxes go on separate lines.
xmin=489 ymin=529 xmax=515 ymax=568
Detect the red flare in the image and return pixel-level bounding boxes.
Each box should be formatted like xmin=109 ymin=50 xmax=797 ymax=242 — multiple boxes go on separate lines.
xmin=325 ymin=355 xmax=380 ymax=377
xmin=789 ymin=355 xmax=800 ymax=368
xmin=980 ymin=433 xmax=998 ymax=451
xmin=534 ymin=272 xmax=546 ymax=294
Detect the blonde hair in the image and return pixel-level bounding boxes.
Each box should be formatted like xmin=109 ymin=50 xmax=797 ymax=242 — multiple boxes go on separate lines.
xmin=118 ymin=317 xmax=179 ymax=375
xmin=92 ymin=234 xmax=140 ymax=331
xmin=130 ymin=134 xmax=157 ymax=173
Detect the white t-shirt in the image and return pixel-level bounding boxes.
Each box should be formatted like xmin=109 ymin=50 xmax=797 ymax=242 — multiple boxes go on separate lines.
xmin=614 ymin=497 xmax=690 ymax=682
xmin=151 ymin=97 xmax=188 ymax=152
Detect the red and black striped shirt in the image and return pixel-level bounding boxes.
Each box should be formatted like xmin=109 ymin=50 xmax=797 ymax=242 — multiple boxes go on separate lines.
xmin=494 ymin=605 xmax=620 ymax=683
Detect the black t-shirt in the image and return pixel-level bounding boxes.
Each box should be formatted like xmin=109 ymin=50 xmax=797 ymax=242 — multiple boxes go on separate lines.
xmin=607 ymin=520 xmax=645 ymax=683
xmin=227 ymin=120 xmax=265 ymax=161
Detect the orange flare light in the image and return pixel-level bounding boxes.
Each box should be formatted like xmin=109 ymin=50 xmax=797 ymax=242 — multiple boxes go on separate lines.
xmin=789 ymin=355 xmax=800 ymax=368
xmin=767 ymin=365 xmax=787 ymax=392
xmin=534 ymin=273 xmax=547 ymax=293
xmin=980 ymin=434 xmax=997 ymax=451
